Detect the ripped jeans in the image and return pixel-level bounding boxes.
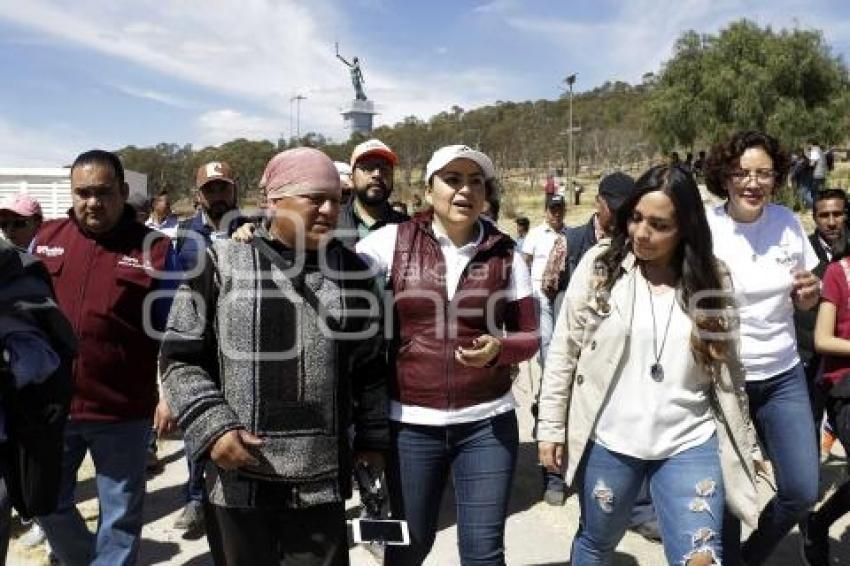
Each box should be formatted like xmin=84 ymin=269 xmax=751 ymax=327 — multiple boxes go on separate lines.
xmin=572 ymin=435 xmax=723 ymax=565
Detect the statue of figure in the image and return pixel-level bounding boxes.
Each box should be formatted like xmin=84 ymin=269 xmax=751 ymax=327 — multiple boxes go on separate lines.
xmin=336 ymin=43 xmax=367 ymax=101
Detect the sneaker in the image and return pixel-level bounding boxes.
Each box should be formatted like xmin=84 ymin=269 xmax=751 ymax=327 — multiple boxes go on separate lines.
xmin=543 ymin=488 xmax=567 ymax=506
xmin=173 ymin=501 xmax=205 ymax=535
xmin=19 ymin=522 xmax=47 ymax=548
xmin=799 ymin=512 xmax=829 ymax=566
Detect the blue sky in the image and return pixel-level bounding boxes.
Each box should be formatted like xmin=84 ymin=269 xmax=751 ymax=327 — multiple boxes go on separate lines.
xmin=2 ymin=0 xmax=850 ymax=165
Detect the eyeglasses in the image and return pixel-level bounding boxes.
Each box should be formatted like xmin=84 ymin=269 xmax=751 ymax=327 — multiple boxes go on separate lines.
xmin=0 ymin=218 xmax=32 ymax=231
xmin=729 ymin=169 xmax=776 ymax=186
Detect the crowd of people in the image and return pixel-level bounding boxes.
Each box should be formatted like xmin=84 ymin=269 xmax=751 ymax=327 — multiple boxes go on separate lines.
xmin=0 ymin=129 xmax=847 ymax=566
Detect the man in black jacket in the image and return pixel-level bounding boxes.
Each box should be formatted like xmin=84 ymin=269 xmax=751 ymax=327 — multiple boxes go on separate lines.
xmin=335 ymin=139 xmax=408 ymax=249
xmin=795 ymin=188 xmax=848 ymax=452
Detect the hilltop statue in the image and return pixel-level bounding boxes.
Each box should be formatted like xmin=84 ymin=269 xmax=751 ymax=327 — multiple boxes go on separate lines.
xmin=336 ymin=42 xmax=367 ymax=101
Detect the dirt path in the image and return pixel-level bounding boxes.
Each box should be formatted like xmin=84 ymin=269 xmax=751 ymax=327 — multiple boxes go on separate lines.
xmin=8 ymin=362 xmax=848 ymax=565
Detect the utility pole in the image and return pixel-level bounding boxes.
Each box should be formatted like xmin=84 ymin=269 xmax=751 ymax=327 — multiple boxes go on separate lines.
xmin=290 ymin=94 xmax=306 ymax=143
xmin=565 ymin=73 xmax=577 ymax=205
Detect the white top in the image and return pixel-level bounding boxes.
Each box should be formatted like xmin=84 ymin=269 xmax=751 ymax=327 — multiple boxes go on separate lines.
xmin=706 ymin=203 xmax=819 ymax=381
xmin=521 ymin=222 xmax=566 ymax=296
xmin=356 ymin=220 xmax=532 ymax=426
xmin=145 ymin=214 xmax=179 ymax=238
xmin=593 ymin=270 xmax=715 ymax=460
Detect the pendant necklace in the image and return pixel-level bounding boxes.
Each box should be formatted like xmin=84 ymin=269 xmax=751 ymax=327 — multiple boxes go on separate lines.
xmin=646 ymin=277 xmax=676 ymax=382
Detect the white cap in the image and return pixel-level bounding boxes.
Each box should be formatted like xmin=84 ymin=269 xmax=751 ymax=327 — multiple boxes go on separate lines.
xmin=350 ymin=139 xmax=398 ymax=168
xmin=425 ymin=145 xmax=496 ymax=183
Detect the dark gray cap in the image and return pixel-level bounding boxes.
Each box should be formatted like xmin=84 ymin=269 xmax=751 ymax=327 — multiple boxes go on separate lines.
xmin=598 ymin=172 xmax=635 ymax=211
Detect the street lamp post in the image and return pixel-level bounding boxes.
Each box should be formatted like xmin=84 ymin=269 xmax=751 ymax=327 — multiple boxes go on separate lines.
xmin=565 ymin=73 xmax=577 ymax=205
xmin=290 ymin=94 xmax=306 ymax=143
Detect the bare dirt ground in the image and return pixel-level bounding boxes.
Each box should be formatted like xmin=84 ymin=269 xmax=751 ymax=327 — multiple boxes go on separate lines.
xmin=8 ymin=361 xmax=848 ymax=565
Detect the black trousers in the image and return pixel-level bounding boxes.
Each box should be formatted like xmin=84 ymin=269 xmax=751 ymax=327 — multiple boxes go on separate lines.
xmin=205 ymin=501 xmax=349 ymax=566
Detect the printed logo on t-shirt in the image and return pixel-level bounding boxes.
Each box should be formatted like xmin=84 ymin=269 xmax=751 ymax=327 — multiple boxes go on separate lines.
xmin=35 ymin=245 xmax=64 ymax=257
xmin=117 ymin=255 xmax=152 ymax=270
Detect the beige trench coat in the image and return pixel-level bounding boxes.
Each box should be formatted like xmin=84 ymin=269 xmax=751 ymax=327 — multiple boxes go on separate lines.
xmin=536 ymin=243 xmax=759 ymax=528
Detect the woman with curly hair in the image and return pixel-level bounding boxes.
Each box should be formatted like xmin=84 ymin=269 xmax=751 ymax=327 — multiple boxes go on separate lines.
xmin=537 ymin=164 xmax=758 ymax=565
xmin=703 ymin=131 xmax=821 ymax=564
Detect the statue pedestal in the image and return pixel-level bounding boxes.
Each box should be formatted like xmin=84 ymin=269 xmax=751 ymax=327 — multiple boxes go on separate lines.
xmin=342 ymin=99 xmax=377 ymax=136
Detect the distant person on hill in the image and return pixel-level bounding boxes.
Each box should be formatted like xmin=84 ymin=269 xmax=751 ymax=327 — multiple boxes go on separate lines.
xmin=145 ymin=189 xmax=179 ymax=236
xmin=515 ymin=216 xmax=530 ymax=249
xmin=810 ymin=140 xmax=828 ymax=194
xmin=669 ymin=151 xmax=680 ymax=166
xmin=543 ymin=173 xmax=557 ymax=208
xmin=693 ymin=150 xmax=707 ymax=178
xmin=0 ymin=193 xmax=43 ymax=250
xmin=790 ymin=148 xmax=814 ymax=209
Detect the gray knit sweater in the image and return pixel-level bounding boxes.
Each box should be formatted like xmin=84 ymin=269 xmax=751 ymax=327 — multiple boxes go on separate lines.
xmin=160 ymin=233 xmax=389 ymax=508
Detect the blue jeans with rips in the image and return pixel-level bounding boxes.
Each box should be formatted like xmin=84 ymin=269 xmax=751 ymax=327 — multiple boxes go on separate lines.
xmin=384 ymin=411 xmax=518 ymax=566
xmin=571 ymin=436 xmax=724 ymax=566
xmin=722 ymin=363 xmax=819 ymax=565
xmin=38 ymin=419 xmax=151 ymax=566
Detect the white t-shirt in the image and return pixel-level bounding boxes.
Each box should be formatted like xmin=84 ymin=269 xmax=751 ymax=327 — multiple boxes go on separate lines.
xmin=593 ymin=270 xmax=715 ymax=460
xmin=706 ymin=203 xmax=819 ymax=381
xmin=356 ymin=220 xmax=532 ymax=425
xmin=521 ymin=223 xmax=566 ymax=296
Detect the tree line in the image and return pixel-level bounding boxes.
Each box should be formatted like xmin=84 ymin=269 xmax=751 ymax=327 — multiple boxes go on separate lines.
xmin=118 ymin=19 xmax=850 ymax=204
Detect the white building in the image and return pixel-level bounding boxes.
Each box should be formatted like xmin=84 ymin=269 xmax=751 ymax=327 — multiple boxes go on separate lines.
xmin=0 ymin=167 xmax=148 ymax=220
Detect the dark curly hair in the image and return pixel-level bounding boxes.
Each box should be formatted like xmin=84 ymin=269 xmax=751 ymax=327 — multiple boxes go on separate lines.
xmin=704 ymin=131 xmax=790 ymax=199
xmin=596 ymin=164 xmax=735 ymax=366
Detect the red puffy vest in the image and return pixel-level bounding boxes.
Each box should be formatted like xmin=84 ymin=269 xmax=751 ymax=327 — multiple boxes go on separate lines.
xmin=389 ymin=214 xmax=518 ymax=410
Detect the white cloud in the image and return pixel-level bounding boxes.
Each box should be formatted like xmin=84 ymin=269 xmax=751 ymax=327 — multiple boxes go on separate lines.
xmin=109 ymin=83 xmax=195 ymax=109
xmin=0 ymin=1 xmax=515 ymax=145
xmin=480 ymin=0 xmax=850 ymax=88
xmin=0 ymin=117 xmax=83 ymax=167
xmin=195 ymin=109 xmax=286 ymax=147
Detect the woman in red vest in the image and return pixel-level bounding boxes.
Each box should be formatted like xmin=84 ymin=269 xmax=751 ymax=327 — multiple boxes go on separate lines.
xmin=356 ymin=145 xmax=538 ymax=565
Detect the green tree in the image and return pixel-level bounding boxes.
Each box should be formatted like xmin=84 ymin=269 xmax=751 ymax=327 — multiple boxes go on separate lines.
xmin=647 ymin=20 xmax=850 ymax=150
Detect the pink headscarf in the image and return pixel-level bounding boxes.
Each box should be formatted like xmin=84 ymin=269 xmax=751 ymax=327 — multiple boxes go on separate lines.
xmin=259 ymin=147 xmax=341 ymax=200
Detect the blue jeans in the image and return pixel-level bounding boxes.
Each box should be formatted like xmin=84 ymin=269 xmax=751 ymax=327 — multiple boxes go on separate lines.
xmin=186 ymin=455 xmax=207 ymax=503
xmin=534 ymin=294 xmax=566 ymax=494
xmin=39 ymin=419 xmax=151 ymax=566
xmin=385 ymin=411 xmax=518 ymax=566
xmin=723 ymin=363 xmax=819 ymax=565
xmin=572 ymin=436 xmax=724 ymax=566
